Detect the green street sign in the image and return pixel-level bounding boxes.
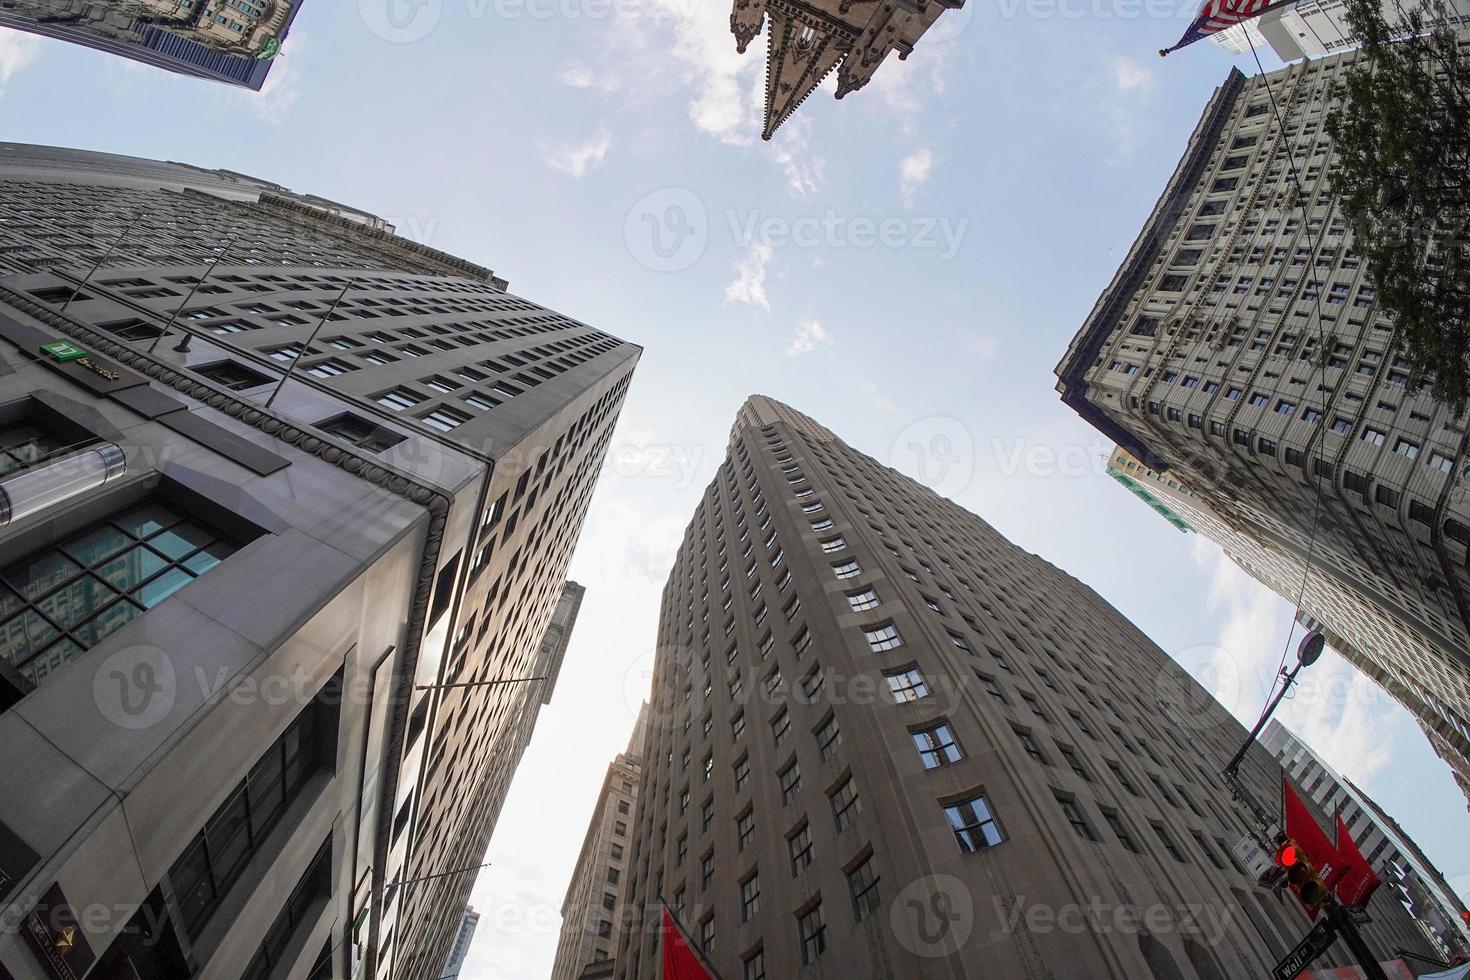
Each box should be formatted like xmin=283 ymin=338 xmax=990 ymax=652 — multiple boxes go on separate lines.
xmin=39 ymin=340 xmax=87 ymax=363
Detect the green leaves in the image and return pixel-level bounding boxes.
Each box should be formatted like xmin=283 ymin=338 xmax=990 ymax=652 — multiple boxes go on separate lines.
xmin=1326 ymin=0 xmax=1470 ymax=407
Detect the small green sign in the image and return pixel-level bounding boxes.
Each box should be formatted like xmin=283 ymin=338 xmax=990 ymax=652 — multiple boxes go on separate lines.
xmin=39 ymin=340 xmax=87 ymax=363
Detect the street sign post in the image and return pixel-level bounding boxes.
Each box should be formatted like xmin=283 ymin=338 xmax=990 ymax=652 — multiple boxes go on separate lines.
xmin=1273 ymin=918 xmax=1338 ymax=980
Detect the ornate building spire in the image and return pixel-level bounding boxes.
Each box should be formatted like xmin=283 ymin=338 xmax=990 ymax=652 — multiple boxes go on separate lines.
xmin=729 ymin=0 xmax=964 ymax=139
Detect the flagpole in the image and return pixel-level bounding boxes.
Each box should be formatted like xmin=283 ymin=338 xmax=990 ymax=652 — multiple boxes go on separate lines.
xmin=262 ymin=277 xmax=357 ymax=410
xmin=1159 ymin=0 xmax=1301 ymax=56
xmin=147 ymin=238 xmax=236 ymax=354
xmin=60 ymin=211 xmax=144 ymax=314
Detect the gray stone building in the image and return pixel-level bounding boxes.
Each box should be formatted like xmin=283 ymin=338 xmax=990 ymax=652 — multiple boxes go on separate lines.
xmin=612 ymin=395 xmax=1434 ymax=980
xmin=0 ymin=143 xmax=637 ymax=980
xmin=550 ymin=704 xmax=646 ymax=980
xmin=440 ymin=906 xmax=480 ymax=980
xmin=1055 ymin=51 xmax=1470 ymax=812
xmin=1262 ymin=721 xmax=1470 ymax=964
xmin=0 ymin=0 xmax=302 ymax=89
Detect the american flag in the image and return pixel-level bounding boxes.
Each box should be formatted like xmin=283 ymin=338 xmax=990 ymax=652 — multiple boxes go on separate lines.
xmin=1159 ymin=0 xmax=1290 ymax=55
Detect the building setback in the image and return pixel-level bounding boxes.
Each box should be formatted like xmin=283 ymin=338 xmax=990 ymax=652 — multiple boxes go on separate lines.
xmin=1262 ymin=721 xmax=1470 ymax=964
xmin=0 ymin=0 xmax=302 ymax=89
xmin=612 ymin=395 xmax=1434 ymax=979
xmin=1055 ymin=52 xmax=1470 ymax=811
xmin=0 ymin=143 xmax=637 ymax=980
xmin=550 ymin=704 xmax=647 ymax=980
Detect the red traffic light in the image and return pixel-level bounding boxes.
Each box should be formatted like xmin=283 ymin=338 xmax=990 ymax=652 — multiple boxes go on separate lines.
xmin=1461 ymin=909 xmax=1469 ymax=923
xmin=1276 ymin=843 xmax=1300 ymax=868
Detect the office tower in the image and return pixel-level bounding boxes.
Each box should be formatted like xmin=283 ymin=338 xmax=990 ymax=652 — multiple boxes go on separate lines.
xmin=1212 ymin=0 xmax=1470 ymax=60
xmin=0 ymin=0 xmax=302 ymax=89
xmin=0 ymin=143 xmax=638 ymax=980
xmin=1055 ymin=53 xmax=1470 ymax=810
xmin=612 ymin=395 xmax=1433 ymax=979
xmin=441 ymin=906 xmax=481 ymax=979
xmin=551 ymin=704 xmax=648 ymax=980
xmin=1262 ymin=721 xmax=1470 ymax=963
xmin=1106 ymin=445 xmax=1470 ymax=807
xmin=728 ymin=0 xmax=964 ymax=140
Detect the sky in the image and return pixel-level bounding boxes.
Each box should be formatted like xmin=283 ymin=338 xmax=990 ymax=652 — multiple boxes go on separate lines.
xmin=2 ymin=1 xmax=1468 ymax=977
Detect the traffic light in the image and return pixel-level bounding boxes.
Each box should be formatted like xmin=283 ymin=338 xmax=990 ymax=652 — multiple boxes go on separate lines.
xmin=1276 ymin=839 xmax=1329 ymax=915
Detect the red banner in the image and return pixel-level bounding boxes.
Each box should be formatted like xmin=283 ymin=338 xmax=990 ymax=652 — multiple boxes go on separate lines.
xmin=662 ymin=907 xmax=716 ymax=980
xmin=1283 ymin=778 xmax=1382 ymax=910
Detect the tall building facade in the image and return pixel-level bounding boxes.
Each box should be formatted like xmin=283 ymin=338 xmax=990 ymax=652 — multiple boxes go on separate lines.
xmin=1262 ymin=721 xmax=1470 ymax=964
xmin=551 ymin=705 xmax=647 ymax=980
xmin=0 ymin=143 xmax=637 ymax=980
xmin=1055 ymin=54 xmax=1470 ymax=811
xmin=441 ymin=906 xmax=481 ymax=979
xmin=612 ymin=395 xmax=1433 ymax=979
xmin=728 ymin=0 xmax=964 ymax=140
xmin=1212 ymin=0 xmax=1470 ymax=60
xmin=0 ymin=0 xmax=302 ymax=89
xmin=1106 ymin=445 xmax=1470 ymax=807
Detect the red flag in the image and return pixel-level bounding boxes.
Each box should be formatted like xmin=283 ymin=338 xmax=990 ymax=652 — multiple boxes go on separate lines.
xmin=661 ymin=907 xmax=715 ymax=980
xmin=1283 ymin=778 xmax=1382 ymax=910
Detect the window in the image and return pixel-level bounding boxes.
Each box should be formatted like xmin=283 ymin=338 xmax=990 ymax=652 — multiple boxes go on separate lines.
xmin=913 ymin=722 xmax=963 ymax=769
xmin=316 ymin=413 xmax=405 ymax=453
xmin=771 ymin=708 xmax=791 ymax=746
xmin=863 ymin=622 xmax=903 ymax=652
xmin=1428 ymin=451 xmax=1454 ymax=474
xmin=846 ymin=587 xmax=880 ymax=611
xmin=194 ymin=359 xmax=270 ymax=390
xmin=779 ymin=759 xmax=802 ymax=803
xmin=820 ymin=536 xmax=847 ymax=553
xmin=788 ymin=822 xmax=814 ymax=875
xmin=1057 ymin=794 xmax=1097 ymax=841
xmin=304 ymin=358 xmax=354 ymax=379
xmin=816 ymin=713 xmax=842 ymax=761
xmin=1153 ymin=822 xmax=1187 ymax=862
xmin=376 ymin=386 xmax=424 ymax=411
xmin=0 ymin=501 xmax=244 ymax=683
xmin=737 ymin=809 xmax=755 ymax=852
xmin=980 ymin=675 xmax=1008 ymax=703
xmin=884 ymin=666 xmax=928 ymax=702
xmin=944 ymin=793 xmax=1004 ymax=852
xmin=1393 ymin=438 xmax=1419 ymax=460
xmin=740 ymin=872 xmax=761 ymax=921
xmin=239 ymin=839 xmax=332 ymax=980
xmin=743 ymin=949 xmax=766 ymax=980
xmin=833 ymin=559 xmax=861 ymax=579
xmin=1362 ymin=427 xmax=1386 ymax=446
xmin=947 ymin=631 xmax=972 ymax=654
xmin=848 ymin=854 xmax=881 ymax=922
xmin=830 ymin=776 xmax=861 ymax=831
xmin=422 ymin=406 xmax=472 ymax=432
xmin=734 ymin=754 xmax=751 ymax=792
xmin=798 ymin=902 xmax=827 ymax=964
xmin=170 ymin=690 xmax=336 ymax=938
xmin=1100 ymin=807 xmax=1139 ymax=851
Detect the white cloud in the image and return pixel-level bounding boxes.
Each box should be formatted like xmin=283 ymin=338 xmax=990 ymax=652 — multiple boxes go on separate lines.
xmin=899 ymin=146 xmax=934 ymax=209
xmin=0 ymin=30 xmax=41 ymax=98
xmin=547 ymin=127 xmax=612 ymax=177
xmin=1110 ymin=54 xmax=1155 ymax=93
xmin=557 ymin=63 xmax=619 ymax=91
xmin=785 ymin=317 xmax=832 ymax=356
xmin=211 ymin=30 xmax=305 ymax=124
xmin=723 ymin=242 xmax=772 ymax=310
xmin=859 ymin=379 xmax=900 ymax=415
xmin=767 ymin=116 xmax=827 ymax=199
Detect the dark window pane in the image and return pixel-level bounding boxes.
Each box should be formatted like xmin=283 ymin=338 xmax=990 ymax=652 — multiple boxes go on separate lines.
xmin=148 ymin=523 xmax=211 ymax=560
xmin=36 ymin=575 xmax=118 ymax=629
xmin=61 ymin=525 xmax=133 ymax=566
xmin=134 ymin=568 xmax=192 ymax=608
xmin=184 ymin=544 xmax=233 ymax=575
xmin=3 ymin=551 xmax=82 ymax=601
xmin=0 ymin=585 xmax=25 ymax=621
xmin=23 ymin=638 xmax=87 ymax=684
xmin=0 ymin=609 xmax=60 ymax=666
xmin=112 ymin=504 xmax=180 ymax=539
xmin=96 ymin=546 xmax=168 ymax=591
xmin=71 ymin=600 xmax=143 ymax=647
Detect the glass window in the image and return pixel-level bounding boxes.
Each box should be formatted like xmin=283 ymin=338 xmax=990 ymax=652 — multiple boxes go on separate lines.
xmin=912 ymin=722 xmax=963 ymax=769
xmin=1 ymin=502 xmax=241 ymax=684
xmin=944 ymin=793 xmax=1004 ymax=852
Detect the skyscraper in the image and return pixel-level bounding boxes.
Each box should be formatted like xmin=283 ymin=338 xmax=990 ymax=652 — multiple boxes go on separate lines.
xmin=0 ymin=0 xmax=302 ymax=89
xmin=0 ymin=143 xmax=637 ymax=980
xmin=1262 ymin=721 xmax=1470 ymax=964
xmin=728 ymin=0 xmax=964 ymax=140
xmin=612 ymin=395 xmax=1433 ymax=978
xmin=1055 ymin=53 xmax=1470 ymax=810
xmin=551 ymin=704 xmax=647 ymax=980
xmin=1211 ymin=0 xmax=1470 ymax=60
xmin=441 ymin=906 xmax=481 ymax=980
